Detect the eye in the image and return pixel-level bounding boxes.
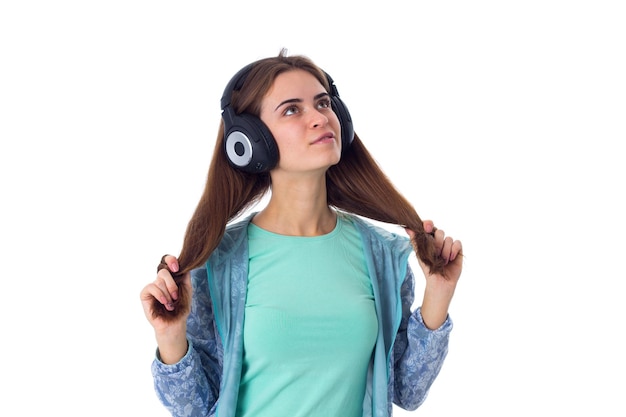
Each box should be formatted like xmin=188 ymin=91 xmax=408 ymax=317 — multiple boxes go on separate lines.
xmin=317 ymin=98 xmax=332 ymax=110
xmin=283 ymin=105 xmax=300 ymax=116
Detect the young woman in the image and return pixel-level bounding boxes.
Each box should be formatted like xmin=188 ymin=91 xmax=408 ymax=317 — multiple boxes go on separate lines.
xmin=140 ymin=49 xmax=463 ymax=417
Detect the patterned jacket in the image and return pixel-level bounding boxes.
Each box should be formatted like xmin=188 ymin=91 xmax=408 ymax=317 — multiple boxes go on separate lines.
xmin=152 ymin=213 xmax=452 ymax=417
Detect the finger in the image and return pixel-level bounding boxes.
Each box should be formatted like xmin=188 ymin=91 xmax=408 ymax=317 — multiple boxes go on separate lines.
xmin=157 ymin=254 xmax=179 ymax=273
xmin=164 ymin=255 xmax=179 ymax=273
xmin=156 ymin=268 xmax=181 ymax=303
xmin=422 ymin=220 xmax=435 ymax=234
xmin=433 ymin=228 xmax=445 ymax=255
xmin=439 ymin=236 xmax=455 ymax=263
xmin=450 ymin=239 xmax=463 ymax=261
xmin=140 ymin=282 xmax=175 ymax=311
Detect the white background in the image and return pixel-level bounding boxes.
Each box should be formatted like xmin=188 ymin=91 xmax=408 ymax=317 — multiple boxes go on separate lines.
xmin=1 ymin=1 xmax=625 ymax=416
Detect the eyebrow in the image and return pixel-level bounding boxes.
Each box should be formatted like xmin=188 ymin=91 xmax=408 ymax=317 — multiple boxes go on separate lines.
xmin=274 ymin=92 xmax=330 ymax=111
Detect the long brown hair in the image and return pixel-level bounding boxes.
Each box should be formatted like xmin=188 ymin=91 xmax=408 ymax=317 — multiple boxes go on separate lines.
xmin=152 ymin=50 xmax=447 ymax=320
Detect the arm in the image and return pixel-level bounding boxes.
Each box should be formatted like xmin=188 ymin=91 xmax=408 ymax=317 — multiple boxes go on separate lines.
xmin=391 ymin=267 xmax=453 ymax=410
xmin=142 ymin=258 xmax=222 ymax=417
xmin=394 ymin=222 xmax=462 ymax=410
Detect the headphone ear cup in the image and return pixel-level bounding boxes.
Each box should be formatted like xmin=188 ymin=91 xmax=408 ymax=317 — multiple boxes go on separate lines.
xmin=331 ymin=96 xmax=354 ymax=151
xmin=223 ymin=110 xmax=278 ymax=173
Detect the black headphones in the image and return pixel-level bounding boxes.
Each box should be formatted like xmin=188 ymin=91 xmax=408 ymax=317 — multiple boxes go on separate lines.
xmin=220 ymin=63 xmax=354 ymax=173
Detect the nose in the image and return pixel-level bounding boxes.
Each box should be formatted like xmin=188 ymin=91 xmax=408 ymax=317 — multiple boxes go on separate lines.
xmin=309 ymin=108 xmax=329 ymax=129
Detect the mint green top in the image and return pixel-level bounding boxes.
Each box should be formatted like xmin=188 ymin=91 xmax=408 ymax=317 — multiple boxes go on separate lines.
xmin=235 ymin=214 xmax=378 ymax=417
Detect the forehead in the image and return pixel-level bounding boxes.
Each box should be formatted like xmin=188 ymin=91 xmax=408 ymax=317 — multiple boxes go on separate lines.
xmin=264 ymin=69 xmax=326 ymax=101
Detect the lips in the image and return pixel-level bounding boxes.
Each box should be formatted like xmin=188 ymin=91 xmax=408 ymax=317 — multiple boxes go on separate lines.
xmin=311 ymin=133 xmax=335 ymax=144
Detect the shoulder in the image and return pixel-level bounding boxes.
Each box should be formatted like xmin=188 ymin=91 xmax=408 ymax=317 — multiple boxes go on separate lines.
xmin=342 ymin=212 xmax=411 ymax=250
xmin=223 ymin=214 xmax=253 ymax=245
xmin=209 ymin=213 xmax=255 ymax=265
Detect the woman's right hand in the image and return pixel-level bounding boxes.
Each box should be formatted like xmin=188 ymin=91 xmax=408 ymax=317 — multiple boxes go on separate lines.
xmin=140 ymin=255 xmax=191 ymax=364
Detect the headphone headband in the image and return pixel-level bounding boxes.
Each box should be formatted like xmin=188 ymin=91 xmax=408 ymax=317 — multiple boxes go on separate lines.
xmin=220 ymin=63 xmax=254 ymax=111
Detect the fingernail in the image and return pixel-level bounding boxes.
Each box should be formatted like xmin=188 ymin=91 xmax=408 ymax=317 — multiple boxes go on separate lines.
xmin=171 ymin=263 xmax=179 ymax=273
xmin=172 ymin=291 xmax=178 ymax=301
xmin=166 ymin=303 xmax=175 ymax=311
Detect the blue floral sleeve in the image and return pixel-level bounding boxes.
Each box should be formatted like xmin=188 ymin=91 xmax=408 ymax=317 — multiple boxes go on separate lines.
xmin=391 ymin=266 xmax=453 ymax=410
xmin=151 ymin=267 xmax=223 ymax=417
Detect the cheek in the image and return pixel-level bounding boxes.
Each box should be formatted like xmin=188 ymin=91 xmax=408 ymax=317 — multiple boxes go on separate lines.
xmin=271 ymin=126 xmax=301 ymax=155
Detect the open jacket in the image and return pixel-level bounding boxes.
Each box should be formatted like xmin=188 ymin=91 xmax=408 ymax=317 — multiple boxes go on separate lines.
xmin=152 ymin=213 xmax=452 ymax=417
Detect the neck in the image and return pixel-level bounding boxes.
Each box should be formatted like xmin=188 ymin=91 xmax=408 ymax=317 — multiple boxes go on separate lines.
xmin=252 ymin=173 xmax=336 ymax=236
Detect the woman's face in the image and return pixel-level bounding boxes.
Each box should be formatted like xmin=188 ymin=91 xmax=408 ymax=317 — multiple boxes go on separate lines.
xmin=259 ymin=69 xmax=342 ymax=174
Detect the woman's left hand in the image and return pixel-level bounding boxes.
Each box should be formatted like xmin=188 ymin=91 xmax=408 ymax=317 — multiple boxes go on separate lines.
xmin=406 ymin=221 xmax=463 ymax=329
